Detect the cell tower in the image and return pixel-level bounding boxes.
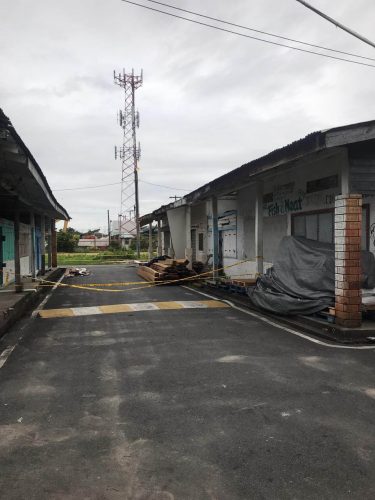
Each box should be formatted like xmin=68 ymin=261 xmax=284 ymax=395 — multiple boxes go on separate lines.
xmin=114 ymin=68 xmax=143 ymax=257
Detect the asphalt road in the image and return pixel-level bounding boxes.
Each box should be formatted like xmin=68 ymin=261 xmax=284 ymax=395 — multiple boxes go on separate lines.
xmin=1 ymin=265 xmax=375 ymax=499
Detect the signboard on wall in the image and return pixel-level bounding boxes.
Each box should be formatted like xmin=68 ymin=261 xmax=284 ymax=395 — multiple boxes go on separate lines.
xmin=263 ymin=177 xmax=340 ymax=218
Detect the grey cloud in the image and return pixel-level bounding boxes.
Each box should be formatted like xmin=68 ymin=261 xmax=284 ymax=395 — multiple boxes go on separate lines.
xmin=1 ymin=0 xmax=375 ymax=230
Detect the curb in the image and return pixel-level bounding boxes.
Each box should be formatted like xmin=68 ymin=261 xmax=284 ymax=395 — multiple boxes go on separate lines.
xmin=0 ymin=268 xmax=65 ymax=339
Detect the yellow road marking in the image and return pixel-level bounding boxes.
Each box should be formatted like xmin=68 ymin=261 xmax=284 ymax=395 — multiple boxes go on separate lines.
xmin=99 ymin=304 xmax=133 ymax=314
xmin=203 ymin=300 xmax=230 ymax=308
xmin=39 ymin=308 xmax=75 ymax=318
xmin=153 ymin=301 xmax=184 ymax=310
xmin=38 ymin=300 xmax=229 ymax=319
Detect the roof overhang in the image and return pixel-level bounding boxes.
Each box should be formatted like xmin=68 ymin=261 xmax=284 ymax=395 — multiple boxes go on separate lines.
xmin=0 ymin=110 xmax=69 ymax=220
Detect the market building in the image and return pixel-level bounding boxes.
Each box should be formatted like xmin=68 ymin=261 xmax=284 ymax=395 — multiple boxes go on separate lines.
xmin=0 ymin=109 xmax=69 ymax=291
xmin=141 ymin=120 xmax=375 ymax=328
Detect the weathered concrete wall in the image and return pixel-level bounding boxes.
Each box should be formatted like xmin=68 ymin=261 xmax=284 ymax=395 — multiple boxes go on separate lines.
xmin=165 ymin=150 xmax=375 ymax=279
xmin=191 ymin=203 xmax=207 ymax=262
xmin=167 ymin=207 xmax=187 ymax=259
xmin=20 ymin=223 xmax=31 ymax=276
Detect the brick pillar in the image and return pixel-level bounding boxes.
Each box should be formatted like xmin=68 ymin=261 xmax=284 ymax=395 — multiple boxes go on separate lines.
xmin=335 ymin=194 xmax=362 ymax=328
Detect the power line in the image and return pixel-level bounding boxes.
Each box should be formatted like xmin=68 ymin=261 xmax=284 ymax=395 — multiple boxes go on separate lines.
xmin=142 ymin=0 xmax=375 ymax=62
xmin=53 ymin=179 xmax=191 ymax=192
xmin=54 ymin=181 xmax=121 ymax=192
xmin=141 ymin=179 xmax=191 ymax=191
xmin=295 ymin=0 xmax=375 ymax=50
xmin=121 ymin=0 xmax=375 ymax=69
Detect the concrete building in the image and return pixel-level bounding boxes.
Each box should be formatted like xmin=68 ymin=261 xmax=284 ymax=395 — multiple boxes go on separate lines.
xmin=0 ymin=109 xmax=69 ymax=290
xmin=141 ymin=120 xmax=375 ymax=328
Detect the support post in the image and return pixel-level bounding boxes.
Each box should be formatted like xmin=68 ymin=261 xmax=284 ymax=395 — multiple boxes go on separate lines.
xmin=30 ymin=211 xmax=36 ymax=279
xmin=47 ymin=218 xmax=52 ymax=269
xmin=148 ymin=222 xmax=153 ymax=260
xmin=40 ymin=214 xmax=46 ymax=275
xmin=335 ymin=194 xmax=362 ymax=328
xmin=211 ymin=196 xmax=219 ymax=279
xmin=185 ymin=205 xmax=192 ymax=269
xmin=255 ymin=181 xmax=264 ymax=276
xmin=14 ymin=206 xmax=23 ymax=293
xmin=157 ymin=219 xmax=162 ymax=256
xmin=107 ymin=210 xmax=111 ymax=245
xmin=51 ymin=219 xmax=57 ymax=268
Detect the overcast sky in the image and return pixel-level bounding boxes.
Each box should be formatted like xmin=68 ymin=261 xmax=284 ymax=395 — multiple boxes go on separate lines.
xmin=1 ymin=0 xmax=375 ymax=231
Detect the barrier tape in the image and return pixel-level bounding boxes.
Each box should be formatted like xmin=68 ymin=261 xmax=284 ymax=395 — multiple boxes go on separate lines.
xmin=34 ymin=259 xmax=256 ymax=293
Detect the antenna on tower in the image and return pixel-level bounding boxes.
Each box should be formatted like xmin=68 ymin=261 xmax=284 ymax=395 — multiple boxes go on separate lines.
xmin=114 ymin=68 xmax=143 ymax=257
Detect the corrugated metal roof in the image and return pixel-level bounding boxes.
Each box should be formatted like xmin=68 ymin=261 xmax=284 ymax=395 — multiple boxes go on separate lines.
xmin=141 ymin=118 xmax=375 ymax=224
xmin=0 ymin=108 xmax=70 ymax=220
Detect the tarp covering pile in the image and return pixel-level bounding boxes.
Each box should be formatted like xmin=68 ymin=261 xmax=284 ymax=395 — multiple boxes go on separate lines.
xmin=248 ymin=236 xmax=375 ymax=316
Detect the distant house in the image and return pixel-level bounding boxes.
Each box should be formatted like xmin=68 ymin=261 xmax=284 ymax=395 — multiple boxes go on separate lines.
xmin=0 ymin=109 xmax=69 ymax=289
xmin=110 ymin=220 xmax=134 ymax=249
xmin=78 ymin=236 xmax=109 ymax=249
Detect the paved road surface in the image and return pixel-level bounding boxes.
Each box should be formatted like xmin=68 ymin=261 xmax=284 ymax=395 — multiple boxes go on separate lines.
xmin=0 ymin=265 xmax=375 ymax=499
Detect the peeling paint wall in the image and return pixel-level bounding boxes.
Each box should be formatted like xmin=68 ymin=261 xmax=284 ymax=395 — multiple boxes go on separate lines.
xmin=167 ymin=207 xmax=186 ymax=259
xmin=0 ymin=219 xmax=15 ymax=286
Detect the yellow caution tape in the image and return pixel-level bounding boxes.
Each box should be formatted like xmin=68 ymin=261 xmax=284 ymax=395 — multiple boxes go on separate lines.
xmin=35 ymin=259 xmax=257 ymax=293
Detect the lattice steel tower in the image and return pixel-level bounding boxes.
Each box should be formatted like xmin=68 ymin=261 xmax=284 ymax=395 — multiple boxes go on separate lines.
xmin=114 ymin=68 xmax=143 ymax=257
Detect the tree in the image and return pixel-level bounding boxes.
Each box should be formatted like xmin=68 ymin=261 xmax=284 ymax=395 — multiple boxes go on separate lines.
xmin=57 ymin=229 xmax=80 ymax=252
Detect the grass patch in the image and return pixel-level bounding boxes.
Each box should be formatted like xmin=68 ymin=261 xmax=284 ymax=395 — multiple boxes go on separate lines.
xmin=57 ymin=252 xmax=152 ymax=266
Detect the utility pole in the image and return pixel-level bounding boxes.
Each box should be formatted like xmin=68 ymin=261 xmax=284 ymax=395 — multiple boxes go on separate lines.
xmin=169 ymin=195 xmax=182 ymax=201
xmin=114 ymin=68 xmax=143 ymax=258
xmin=107 ymin=209 xmax=111 ymax=245
xmin=295 ymin=0 xmax=375 ymax=49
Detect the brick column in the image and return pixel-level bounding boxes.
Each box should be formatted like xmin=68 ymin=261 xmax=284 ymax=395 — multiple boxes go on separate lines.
xmin=335 ymin=194 xmax=362 ymax=328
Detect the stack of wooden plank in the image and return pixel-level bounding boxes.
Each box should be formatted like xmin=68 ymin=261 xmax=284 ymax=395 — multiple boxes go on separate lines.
xmin=137 ymin=258 xmax=195 ymax=283
xmin=230 ymin=278 xmax=257 ymax=287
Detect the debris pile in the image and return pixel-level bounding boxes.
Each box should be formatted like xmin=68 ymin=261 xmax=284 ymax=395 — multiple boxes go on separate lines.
xmin=137 ymin=258 xmax=195 ymax=283
xmin=65 ymin=267 xmax=90 ymax=277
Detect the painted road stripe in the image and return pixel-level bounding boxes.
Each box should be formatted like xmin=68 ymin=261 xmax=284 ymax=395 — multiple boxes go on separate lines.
xmin=38 ymin=300 xmax=229 ymax=319
xmin=153 ymin=301 xmax=184 ymax=310
xmin=128 ymin=302 xmax=159 ymax=311
xmin=71 ymin=306 xmax=102 ymax=316
xmin=183 ymin=286 xmax=375 ymax=350
xmin=99 ymin=304 xmax=132 ymax=314
xmin=38 ymin=308 xmax=75 ymax=318
xmin=0 ymin=346 xmax=16 ymax=369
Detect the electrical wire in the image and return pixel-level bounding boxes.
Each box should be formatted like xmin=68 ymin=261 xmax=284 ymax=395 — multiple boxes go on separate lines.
xmin=121 ymin=0 xmax=375 ymax=69
xmin=142 ymin=0 xmax=375 ymax=62
xmin=53 ymin=179 xmax=191 ymax=192
xmin=141 ymin=179 xmax=191 ymax=191
xmin=54 ymin=181 xmax=121 ymax=192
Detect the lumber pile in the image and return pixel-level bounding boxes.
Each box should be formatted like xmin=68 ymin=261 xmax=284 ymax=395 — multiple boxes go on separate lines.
xmin=137 ymin=258 xmax=195 ymax=284
xmin=230 ymin=278 xmax=257 ymax=287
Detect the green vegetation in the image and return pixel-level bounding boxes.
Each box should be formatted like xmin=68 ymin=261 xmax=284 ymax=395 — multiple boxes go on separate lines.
xmin=56 ymin=226 xmax=157 ymax=266
xmin=57 ymin=228 xmax=80 ymax=252
xmin=57 ymin=251 xmax=152 ymax=266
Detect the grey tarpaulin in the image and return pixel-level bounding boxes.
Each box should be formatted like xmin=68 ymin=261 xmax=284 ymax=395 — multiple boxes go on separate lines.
xmin=248 ymin=236 xmax=375 ymax=316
